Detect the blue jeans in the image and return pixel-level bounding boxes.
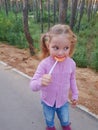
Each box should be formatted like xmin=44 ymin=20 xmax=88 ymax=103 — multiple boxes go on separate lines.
xmin=42 ymin=102 xmax=70 ymax=127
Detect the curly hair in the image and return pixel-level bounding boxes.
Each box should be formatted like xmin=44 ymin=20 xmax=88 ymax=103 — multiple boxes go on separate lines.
xmin=40 ymin=24 xmax=77 ymax=59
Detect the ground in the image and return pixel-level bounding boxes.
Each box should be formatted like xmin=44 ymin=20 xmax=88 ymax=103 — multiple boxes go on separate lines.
xmin=0 ymin=43 xmax=98 ymax=115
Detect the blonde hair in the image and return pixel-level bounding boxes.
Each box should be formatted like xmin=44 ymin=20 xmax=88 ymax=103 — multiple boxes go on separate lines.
xmin=40 ymin=24 xmax=77 ymax=59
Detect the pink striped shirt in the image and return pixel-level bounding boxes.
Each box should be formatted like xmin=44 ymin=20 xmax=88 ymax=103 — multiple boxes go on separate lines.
xmin=30 ymin=56 xmax=78 ymax=108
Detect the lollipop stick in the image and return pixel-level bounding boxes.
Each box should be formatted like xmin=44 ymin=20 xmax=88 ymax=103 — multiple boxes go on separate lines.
xmin=49 ymin=60 xmax=58 ymax=74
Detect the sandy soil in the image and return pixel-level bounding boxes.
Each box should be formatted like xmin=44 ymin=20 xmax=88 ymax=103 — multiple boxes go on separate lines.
xmin=0 ymin=43 xmax=98 ymax=115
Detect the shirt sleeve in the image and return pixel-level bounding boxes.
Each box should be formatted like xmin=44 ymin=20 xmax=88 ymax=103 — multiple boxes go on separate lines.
xmin=70 ymin=62 xmax=79 ymax=100
xmin=30 ymin=61 xmax=45 ymax=91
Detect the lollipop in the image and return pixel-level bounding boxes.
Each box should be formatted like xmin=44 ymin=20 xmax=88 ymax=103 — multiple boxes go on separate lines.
xmin=54 ymin=56 xmax=65 ymax=62
xmin=49 ymin=56 xmax=65 ymax=74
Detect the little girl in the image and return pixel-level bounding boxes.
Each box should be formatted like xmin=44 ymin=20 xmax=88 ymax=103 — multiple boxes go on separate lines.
xmin=30 ymin=24 xmax=79 ymax=130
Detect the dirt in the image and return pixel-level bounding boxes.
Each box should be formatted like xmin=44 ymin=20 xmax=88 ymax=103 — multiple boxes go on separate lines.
xmin=0 ymin=43 xmax=98 ymax=115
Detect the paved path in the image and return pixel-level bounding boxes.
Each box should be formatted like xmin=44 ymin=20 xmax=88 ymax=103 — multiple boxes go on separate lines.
xmin=0 ymin=62 xmax=98 ymax=130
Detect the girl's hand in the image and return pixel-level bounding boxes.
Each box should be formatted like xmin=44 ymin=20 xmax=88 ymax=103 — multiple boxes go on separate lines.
xmin=41 ymin=74 xmax=52 ymax=86
xmin=71 ymin=99 xmax=78 ymax=108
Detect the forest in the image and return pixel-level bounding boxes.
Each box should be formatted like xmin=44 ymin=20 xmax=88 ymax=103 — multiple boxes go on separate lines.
xmin=0 ymin=0 xmax=98 ymax=71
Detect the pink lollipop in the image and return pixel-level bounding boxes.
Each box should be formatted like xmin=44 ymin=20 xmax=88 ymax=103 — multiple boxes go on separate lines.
xmin=49 ymin=56 xmax=65 ymax=74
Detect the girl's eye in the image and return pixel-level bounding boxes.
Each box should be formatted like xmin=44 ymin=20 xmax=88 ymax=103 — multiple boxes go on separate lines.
xmin=52 ymin=46 xmax=59 ymax=50
xmin=64 ymin=47 xmax=69 ymax=51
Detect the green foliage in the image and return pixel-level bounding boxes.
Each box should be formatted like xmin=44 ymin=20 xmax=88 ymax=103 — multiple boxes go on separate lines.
xmin=42 ymin=11 xmax=55 ymax=23
xmin=73 ymin=15 xmax=98 ymax=71
xmin=73 ymin=44 xmax=88 ymax=68
xmin=0 ymin=11 xmax=28 ymax=48
xmin=90 ymin=51 xmax=98 ymax=71
xmin=0 ymin=10 xmax=98 ymax=72
xmin=29 ymin=18 xmax=41 ymax=50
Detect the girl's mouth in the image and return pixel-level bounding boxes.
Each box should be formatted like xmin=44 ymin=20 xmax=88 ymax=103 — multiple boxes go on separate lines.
xmin=54 ymin=56 xmax=66 ymax=62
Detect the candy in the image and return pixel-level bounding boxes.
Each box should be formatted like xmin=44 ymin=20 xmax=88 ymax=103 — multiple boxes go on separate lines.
xmin=49 ymin=56 xmax=65 ymax=74
xmin=54 ymin=56 xmax=65 ymax=62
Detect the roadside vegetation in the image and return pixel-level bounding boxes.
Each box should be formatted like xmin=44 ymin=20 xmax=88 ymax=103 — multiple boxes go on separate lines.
xmin=74 ymin=14 xmax=98 ymax=71
xmin=0 ymin=0 xmax=98 ymax=72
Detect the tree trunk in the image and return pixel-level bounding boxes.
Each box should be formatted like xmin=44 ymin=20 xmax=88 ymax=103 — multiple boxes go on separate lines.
xmin=77 ymin=0 xmax=85 ymax=31
xmin=35 ymin=0 xmax=39 ymax=22
xmin=16 ymin=0 xmax=19 ymax=13
xmin=70 ymin=0 xmax=78 ymax=29
xmin=4 ymin=0 xmax=8 ymax=16
xmin=48 ymin=0 xmax=50 ymax=30
xmin=23 ymin=0 xmax=35 ymax=55
xmin=53 ymin=0 xmax=56 ymax=24
xmin=40 ymin=0 xmax=43 ymax=33
xmin=59 ymin=0 xmax=68 ymax=24
xmin=87 ymin=0 xmax=93 ymax=21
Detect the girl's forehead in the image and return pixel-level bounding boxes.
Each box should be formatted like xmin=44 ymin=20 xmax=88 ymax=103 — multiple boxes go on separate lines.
xmin=50 ymin=35 xmax=71 ymax=45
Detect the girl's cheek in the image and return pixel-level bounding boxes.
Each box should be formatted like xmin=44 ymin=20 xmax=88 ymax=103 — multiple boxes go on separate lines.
xmin=50 ymin=50 xmax=56 ymax=55
xmin=65 ymin=52 xmax=69 ymax=57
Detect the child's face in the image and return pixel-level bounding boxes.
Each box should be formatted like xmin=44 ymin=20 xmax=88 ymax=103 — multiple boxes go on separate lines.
xmin=48 ymin=35 xmax=71 ymax=60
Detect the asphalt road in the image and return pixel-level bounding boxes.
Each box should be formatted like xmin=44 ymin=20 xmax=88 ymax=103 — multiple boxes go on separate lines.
xmin=0 ymin=62 xmax=98 ymax=130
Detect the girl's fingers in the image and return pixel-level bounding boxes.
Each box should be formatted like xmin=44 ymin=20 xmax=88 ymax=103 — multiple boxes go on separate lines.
xmin=71 ymin=99 xmax=78 ymax=107
xmin=41 ymin=74 xmax=52 ymax=86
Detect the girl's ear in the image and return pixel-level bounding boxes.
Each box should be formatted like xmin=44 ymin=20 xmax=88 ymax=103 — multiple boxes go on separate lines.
xmin=45 ymin=42 xmax=49 ymax=49
xmin=42 ymin=33 xmax=50 ymax=49
xmin=45 ymin=36 xmax=50 ymax=49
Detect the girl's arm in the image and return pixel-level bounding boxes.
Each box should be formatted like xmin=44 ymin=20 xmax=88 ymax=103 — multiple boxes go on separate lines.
xmin=30 ymin=61 xmax=51 ymax=91
xmin=30 ymin=62 xmax=45 ymax=91
xmin=70 ymin=62 xmax=79 ymax=101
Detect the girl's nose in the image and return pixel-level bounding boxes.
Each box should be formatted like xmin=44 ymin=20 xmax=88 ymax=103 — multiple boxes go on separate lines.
xmin=58 ymin=50 xmax=64 ymax=56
